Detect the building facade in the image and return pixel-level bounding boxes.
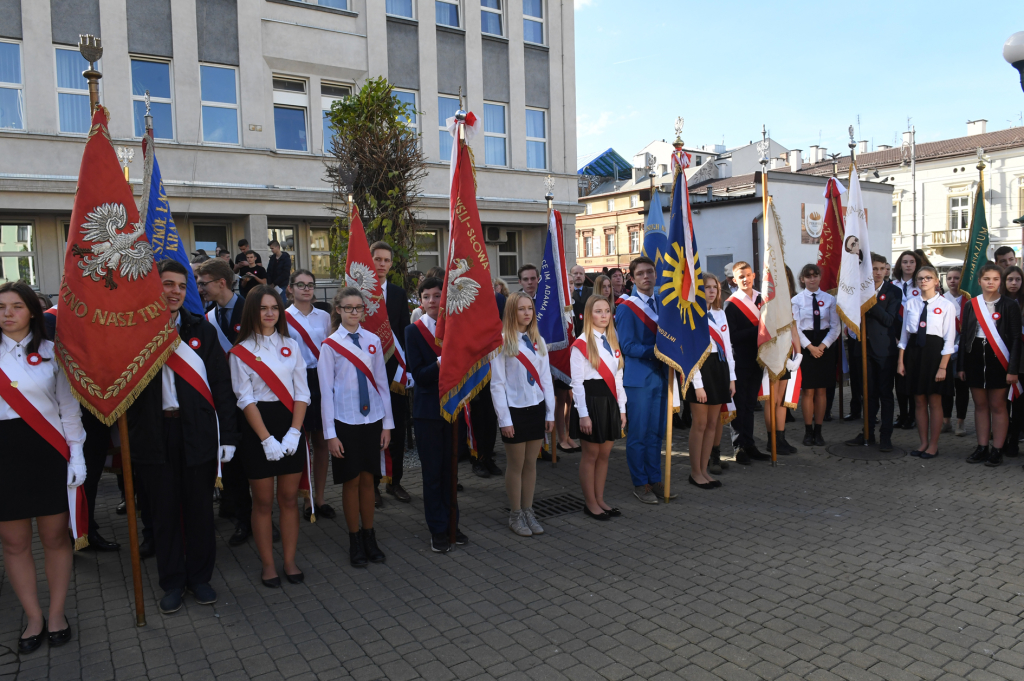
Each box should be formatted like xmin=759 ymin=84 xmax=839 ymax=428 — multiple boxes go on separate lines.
xmin=0 ymin=0 xmax=579 ymax=297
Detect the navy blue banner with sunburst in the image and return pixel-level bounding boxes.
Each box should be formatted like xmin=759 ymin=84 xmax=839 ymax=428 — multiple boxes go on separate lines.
xmin=653 ymin=169 xmax=712 ymax=394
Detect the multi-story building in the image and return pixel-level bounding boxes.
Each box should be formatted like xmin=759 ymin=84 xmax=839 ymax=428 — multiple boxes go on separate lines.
xmin=0 ymin=0 xmax=579 ymax=297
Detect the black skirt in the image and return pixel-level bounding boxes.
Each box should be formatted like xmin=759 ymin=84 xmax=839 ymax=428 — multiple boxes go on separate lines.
xmin=0 ymin=418 xmax=69 ymax=521
xmin=502 ymin=403 xmax=546 ymax=444
xmin=800 ymin=329 xmax=836 ymax=389
xmin=553 ymin=378 xmax=570 ymax=391
xmin=239 ymin=401 xmax=305 ymax=480
xmin=570 ymin=379 xmax=622 ymax=443
xmin=964 ymin=338 xmax=1010 ymax=390
xmin=331 ymin=420 xmax=383 ymax=483
xmin=904 ymin=336 xmax=953 ymax=397
xmin=685 ymin=354 xmax=731 ymax=405
xmin=304 ymin=368 xmax=323 ymax=432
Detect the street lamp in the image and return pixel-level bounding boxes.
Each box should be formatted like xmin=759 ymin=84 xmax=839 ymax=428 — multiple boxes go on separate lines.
xmin=1005 ymin=31 xmax=1024 ymax=93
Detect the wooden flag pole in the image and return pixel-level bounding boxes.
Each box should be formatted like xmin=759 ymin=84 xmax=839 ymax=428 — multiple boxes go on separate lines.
xmin=117 ymin=414 xmax=146 ymax=627
xmin=769 ymin=381 xmax=777 ymax=466
xmin=663 ymin=368 xmax=674 ymax=502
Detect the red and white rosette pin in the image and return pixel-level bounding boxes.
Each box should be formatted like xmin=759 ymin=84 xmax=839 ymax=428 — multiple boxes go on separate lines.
xmin=234 ymin=324 xmax=241 ymax=333
xmin=614 ymin=349 xmax=621 ymax=358
xmin=933 ymin=308 xmax=942 ymax=315
xmin=368 ymin=344 xmax=377 ymax=355
xmin=26 ymin=352 xmax=42 ymax=366
xmin=993 ymin=312 xmax=1002 ymax=320
xmin=189 ymin=338 xmax=202 ymax=350
xmin=280 ymin=346 xmax=292 ymax=358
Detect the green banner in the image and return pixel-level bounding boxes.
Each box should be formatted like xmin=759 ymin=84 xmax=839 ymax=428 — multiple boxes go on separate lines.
xmin=961 ymin=177 xmax=988 ymax=299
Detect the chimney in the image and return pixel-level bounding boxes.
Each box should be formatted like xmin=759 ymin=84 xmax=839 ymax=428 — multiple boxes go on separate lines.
xmin=818 ymin=147 xmax=827 ymax=163
xmin=967 ymin=119 xmax=988 ymax=136
xmin=789 ymin=149 xmax=802 ymax=172
xmin=858 ymin=140 xmax=869 ymax=153
xmin=809 ymin=145 xmax=819 ymax=163
xmin=902 ymin=131 xmax=913 ymax=145
xmin=878 ymin=144 xmax=892 ymax=150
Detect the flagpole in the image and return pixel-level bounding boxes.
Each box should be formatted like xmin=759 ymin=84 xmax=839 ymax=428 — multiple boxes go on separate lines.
xmin=663 ymin=368 xmax=674 ymax=503
xmin=758 ymin=126 xmax=778 ymax=466
xmin=448 ymin=103 xmax=468 ymax=548
xmin=849 ymin=129 xmax=870 ymax=443
xmin=545 ymin=182 xmax=558 ymax=467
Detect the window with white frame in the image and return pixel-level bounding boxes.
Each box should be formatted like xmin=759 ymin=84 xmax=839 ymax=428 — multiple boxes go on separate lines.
xmin=0 ymin=223 xmax=37 ymax=287
xmin=310 ymin=226 xmax=332 ymax=279
xmin=481 ymin=0 xmax=503 ymax=36
xmin=891 ymin=204 xmax=898 ymax=234
xmin=498 ymin=231 xmax=519 ymax=277
xmin=438 ymin=95 xmax=460 ymax=161
xmin=0 ymin=41 xmax=23 ymax=130
xmin=584 ymin=236 xmax=592 ymax=257
xmin=630 ymin=230 xmax=640 ymax=253
xmin=386 ymin=0 xmax=414 ymax=17
xmin=629 ymin=195 xmax=638 ymax=208
xmin=585 ymin=203 xmax=593 ymax=215
xmin=696 ymin=155 xmax=702 ymax=166
xmin=305 ymin=0 xmax=347 ymax=8
xmin=949 ymin=196 xmax=969 ymax=231
xmin=200 ymin=64 xmax=239 ymax=144
xmin=605 ymin=233 xmax=615 ymax=255
xmin=273 ymin=77 xmax=309 ymax=152
xmin=436 ymin=0 xmax=460 ymax=27
xmin=131 ymin=58 xmax=173 ymax=139
xmin=483 ymin=102 xmax=506 ymax=166
xmin=321 ymin=82 xmax=351 ymax=153
xmin=526 ymin=108 xmax=547 ymax=169
xmin=593 ymin=237 xmax=600 ymax=255
xmin=523 ymin=0 xmax=544 ymax=44
xmin=55 ymin=47 xmax=92 ymax=134
xmin=416 ymin=230 xmax=442 ymax=270
xmin=606 ymin=199 xmax=614 ymax=212
xmin=393 ymin=89 xmax=418 ymax=131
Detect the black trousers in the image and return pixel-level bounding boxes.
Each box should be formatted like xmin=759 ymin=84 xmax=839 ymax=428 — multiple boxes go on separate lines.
xmin=82 ymin=411 xmax=110 ymax=536
xmin=895 ymin=372 xmax=911 ymax=420
xmin=376 ymin=391 xmax=409 ymax=487
xmin=1006 ymin=396 xmax=1024 ymax=454
xmin=116 ymin=470 xmax=153 ymax=543
xmin=866 ymin=354 xmax=897 ymax=438
xmin=731 ymin=369 xmax=760 ymax=449
xmin=469 ymin=388 xmax=498 ymax=463
xmin=413 ymin=418 xmax=458 ymax=536
xmin=220 ymin=408 xmax=251 ymax=528
xmin=942 ymin=377 xmax=970 ymax=420
xmin=845 ymin=338 xmax=862 ymax=418
xmin=138 ymin=417 xmax=217 ymax=592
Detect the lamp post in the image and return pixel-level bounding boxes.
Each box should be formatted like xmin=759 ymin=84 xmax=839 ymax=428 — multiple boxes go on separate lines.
xmin=1005 ymin=32 xmax=1024 ymax=93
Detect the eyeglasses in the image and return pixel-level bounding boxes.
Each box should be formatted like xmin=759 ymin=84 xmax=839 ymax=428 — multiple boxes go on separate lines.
xmin=291 ymin=283 xmax=315 ymax=291
xmin=339 ymin=305 xmax=366 ymax=314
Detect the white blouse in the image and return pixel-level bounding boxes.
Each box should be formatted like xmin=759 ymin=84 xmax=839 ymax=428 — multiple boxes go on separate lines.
xmin=317 ymin=327 xmax=394 ymax=437
xmin=895 ymin=278 xmax=921 ymax=307
xmin=897 ymin=294 xmax=957 ymax=355
xmin=489 ymin=333 xmax=556 ymax=428
xmin=569 ymin=331 xmax=626 ymax=418
xmin=695 ymin=309 xmax=737 ymax=389
xmin=285 ymin=304 xmax=331 ymax=369
xmin=229 ymin=332 xmax=311 ymax=411
xmin=791 ymin=289 xmax=841 ymax=349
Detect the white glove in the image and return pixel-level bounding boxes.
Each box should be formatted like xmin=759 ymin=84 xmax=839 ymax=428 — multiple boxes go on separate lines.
xmin=786 ymin=354 xmax=804 ymax=373
xmin=261 ymin=436 xmax=284 ymax=462
xmin=67 ymin=445 xmax=87 ymax=488
xmin=281 ymin=428 xmax=302 ymax=456
xmin=219 ymin=445 xmax=236 ymax=463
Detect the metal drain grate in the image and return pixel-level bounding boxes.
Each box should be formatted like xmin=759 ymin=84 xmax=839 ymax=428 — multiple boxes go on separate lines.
xmin=510 ymin=493 xmax=586 ymax=519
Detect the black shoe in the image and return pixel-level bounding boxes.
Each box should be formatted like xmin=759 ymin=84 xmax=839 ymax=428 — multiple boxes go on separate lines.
xmin=605 ymin=507 xmax=621 ymax=517
xmin=187 ymin=583 xmax=217 ymax=605
xmin=272 ymin=524 xmax=280 ymax=543
xmin=1004 ymin=448 xmax=1020 ymax=458
xmin=842 ymin=413 xmax=860 ymax=422
xmin=484 ymin=460 xmax=502 ymax=476
xmin=284 ymin=570 xmax=304 ymax=584
xmin=689 ymin=475 xmax=714 ymax=490
xmin=472 ymin=462 xmax=491 ymax=478
xmin=228 ymin=524 xmax=251 ymax=547
xmin=814 ymin=433 xmax=826 ymax=446
xmin=902 ymin=420 xmax=916 ymax=430
xmin=374 ymin=487 xmax=383 ymax=509
xmin=540 ymin=449 xmax=553 ymax=461
xmin=159 ymin=588 xmax=184 ymax=614
xmin=386 ymin=483 xmax=412 ymax=502
xmin=966 ymin=445 xmax=989 ymax=464
xmin=362 ymin=528 xmax=386 ymax=563
xmin=777 ymin=433 xmax=797 ymax=454
xmin=46 ymin=618 xmax=71 ymax=647
xmin=735 ymin=448 xmax=752 ymax=466
xmin=87 ymin=533 xmax=120 ymax=551
xmin=350 ymin=532 xmax=368 ymax=567
xmin=985 ymin=451 xmax=1003 ymax=467
xmin=845 ymin=433 xmax=876 ymax=446
xmin=879 ymin=436 xmax=893 ymax=452
xmin=822 ymin=413 xmax=833 ymax=422
xmin=430 ymin=533 xmax=451 ymax=553
xmin=18 ymin=619 xmax=45 ymax=654
xmin=138 ymin=537 xmax=155 ymax=559
xmin=748 ymin=447 xmax=771 ymax=461
xmin=261 ymin=574 xmax=281 ymax=588
xmin=116 ymin=498 xmax=127 ymax=515
xmin=317 ymin=503 xmax=336 ymax=519
xmin=455 ymin=530 xmax=468 ymax=545
xmin=802 ymin=432 xmax=814 ymax=446
xmin=583 ymin=506 xmax=610 ymax=520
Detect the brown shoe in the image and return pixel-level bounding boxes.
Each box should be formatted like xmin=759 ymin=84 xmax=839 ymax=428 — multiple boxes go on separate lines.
xmin=386 ymin=483 xmax=411 ymax=503
xmin=649 ymin=482 xmax=677 ymax=500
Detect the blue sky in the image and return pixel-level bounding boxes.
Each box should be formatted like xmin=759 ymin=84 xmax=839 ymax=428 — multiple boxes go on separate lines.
xmin=574 ymin=0 xmax=1024 ymax=165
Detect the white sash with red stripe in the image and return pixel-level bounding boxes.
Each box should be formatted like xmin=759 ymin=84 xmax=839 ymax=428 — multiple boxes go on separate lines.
xmin=971 ymin=297 xmax=1023 ymax=399
xmin=727 ymin=292 xmax=761 ymax=325
xmin=390 ymin=337 xmax=413 ymax=393
xmin=515 ymin=350 xmax=545 ymax=393
xmin=620 ymin=296 xmax=658 ymax=335
xmin=322 ymin=338 xmax=381 ymax=397
xmin=758 ymin=364 xmax=801 ymax=408
xmin=166 ymin=341 xmax=223 ymax=485
xmin=285 ymin=311 xmax=321 ymax=361
xmin=571 ymin=337 xmax=617 ymax=397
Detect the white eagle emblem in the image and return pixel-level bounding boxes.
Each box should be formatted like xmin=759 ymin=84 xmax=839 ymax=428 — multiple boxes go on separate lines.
xmin=71 ymin=203 xmax=153 ymax=290
xmin=345 ymin=261 xmax=381 ymax=317
xmin=445 ymin=258 xmax=480 ymax=316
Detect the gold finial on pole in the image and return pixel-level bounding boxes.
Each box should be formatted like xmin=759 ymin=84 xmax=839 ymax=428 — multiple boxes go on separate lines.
xmin=116 ymin=146 xmax=134 ymax=181
xmin=78 ymin=34 xmax=103 ymax=114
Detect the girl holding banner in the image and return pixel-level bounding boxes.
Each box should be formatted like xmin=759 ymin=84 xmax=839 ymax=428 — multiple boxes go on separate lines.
xmin=957 ymin=264 xmax=1021 ymax=468
xmin=229 ymin=286 xmax=310 ymax=588
xmin=490 ymin=292 xmax=555 ymax=537
xmin=570 ymin=297 xmax=626 ymax=521
xmin=318 ymin=287 xmax=393 ymax=568
xmin=0 ymin=282 xmax=86 ymax=652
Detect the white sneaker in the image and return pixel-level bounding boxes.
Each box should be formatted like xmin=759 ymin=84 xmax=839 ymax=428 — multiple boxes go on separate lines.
xmin=509 ymin=510 xmax=532 ymax=536
xmin=523 ymin=508 xmax=544 ymax=535
xmin=955 ymin=423 xmax=967 ymax=437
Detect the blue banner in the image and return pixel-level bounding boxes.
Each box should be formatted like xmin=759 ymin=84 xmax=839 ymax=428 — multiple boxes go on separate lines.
xmin=654 ymin=171 xmax=711 ymax=392
xmin=642 ymin=184 xmax=669 ymax=267
xmin=142 ymin=138 xmax=204 ymax=315
xmin=535 ymin=221 xmax=569 ymax=351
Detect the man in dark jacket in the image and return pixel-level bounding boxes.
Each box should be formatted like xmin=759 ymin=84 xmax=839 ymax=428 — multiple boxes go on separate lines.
xmin=266 ymin=240 xmax=292 ymax=293
xmin=569 ymin=264 xmax=592 ymax=337
xmin=129 ymin=260 xmax=238 ymax=614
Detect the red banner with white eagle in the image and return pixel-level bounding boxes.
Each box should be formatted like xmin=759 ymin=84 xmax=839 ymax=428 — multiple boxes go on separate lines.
xmin=344 ymin=205 xmax=395 ymax=362
xmin=54 ymin=107 xmax=179 ymax=425
xmin=817 ymin=177 xmax=846 ymax=295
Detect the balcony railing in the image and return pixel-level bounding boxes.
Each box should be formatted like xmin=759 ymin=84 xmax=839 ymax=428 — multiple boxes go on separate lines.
xmin=923 ymin=229 xmax=970 ymax=246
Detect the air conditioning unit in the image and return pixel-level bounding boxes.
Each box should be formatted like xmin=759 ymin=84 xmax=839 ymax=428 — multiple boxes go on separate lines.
xmin=484 ymin=226 xmax=507 ymax=243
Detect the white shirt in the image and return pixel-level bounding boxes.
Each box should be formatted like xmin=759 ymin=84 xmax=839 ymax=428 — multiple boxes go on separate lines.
xmin=897 ymin=294 xmax=956 ymax=355
xmin=695 ymin=309 xmax=736 ymax=389
xmin=317 ymin=327 xmax=394 ymax=437
xmin=161 ymin=315 xmax=182 ymax=410
xmin=792 ymin=289 xmax=841 ymax=349
xmin=285 ymin=304 xmax=331 ymax=369
xmin=633 ymin=290 xmax=658 ymax=313
xmin=896 ymin=278 xmax=920 ymax=306
xmin=229 ymin=332 xmax=311 ymax=411
xmin=489 ymin=333 xmax=556 ymax=428
xmin=569 ymin=331 xmax=626 ymax=417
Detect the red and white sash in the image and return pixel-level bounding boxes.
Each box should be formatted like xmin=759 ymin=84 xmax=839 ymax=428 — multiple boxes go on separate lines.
xmin=616 ymin=293 xmax=630 ymax=305
xmin=727 ymin=292 xmax=761 ymax=326
xmin=44 ymin=307 xmax=57 ymax=318
xmin=166 ymin=341 xmax=223 ymax=486
xmin=0 ymin=361 xmax=88 ymax=549
xmin=206 ymin=308 xmax=233 ymax=353
xmin=619 ymin=296 xmax=658 ymax=335
xmin=758 ymin=364 xmax=802 ymax=409
xmin=971 ymin=298 xmax=1023 ymax=399
xmin=390 ymin=337 xmax=413 ymax=393
xmin=322 ymin=338 xmax=381 ymax=397
xmin=415 ymin=318 xmax=442 ymax=358
xmin=571 ymin=337 xmax=617 ymax=397
xmin=285 ymin=311 xmax=321 ymax=361
xmin=515 ymin=350 xmax=545 ymax=393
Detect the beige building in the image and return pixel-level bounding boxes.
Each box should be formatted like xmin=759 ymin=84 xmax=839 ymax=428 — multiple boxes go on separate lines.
xmin=0 ymin=0 xmax=579 ymax=298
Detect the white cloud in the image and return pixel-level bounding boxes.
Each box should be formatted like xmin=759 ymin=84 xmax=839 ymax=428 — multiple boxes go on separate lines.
xmin=575 ymin=0 xmax=593 ymax=8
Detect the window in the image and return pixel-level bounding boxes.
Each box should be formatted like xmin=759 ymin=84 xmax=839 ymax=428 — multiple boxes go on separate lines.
xmin=436 ymin=0 xmax=460 ymax=27
xmin=304 ymin=0 xmax=347 ymax=7
xmin=200 ymin=65 xmax=238 ymax=144
xmin=55 ymin=47 xmax=91 ymax=134
xmin=498 ymin=230 xmax=519 ymax=277
xmin=630 ymin=230 xmax=640 ymax=253
xmin=584 ymin=236 xmax=592 ymax=257
xmin=630 ymin=195 xmax=639 ymax=208
xmin=949 ymin=196 xmax=969 ymax=231
xmin=696 ymin=155 xmax=702 ymax=166
xmin=131 ymin=59 xmax=173 ymax=139
xmin=386 ymin=0 xmax=414 ymax=17
xmin=193 ymin=225 xmax=227 ymax=254
xmin=394 ymin=89 xmax=418 ymax=132
xmin=523 ymin=0 xmax=544 ymax=44
xmin=268 ymin=225 xmax=297 ymax=272
xmin=593 ymin=237 xmax=600 ymax=255
xmin=606 ymin=233 xmax=615 ymax=255
xmin=310 ymin=226 xmax=332 ymax=279
xmin=438 ymin=95 xmax=460 ymax=161
xmin=321 ymin=82 xmax=351 ymax=153
xmin=606 ymin=199 xmax=614 ymax=212
xmin=891 ymin=204 xmax=899 ymax=234
xmin=526 ymin=108 xmax=547 ymax=169
xmin=416 ymin=230 xmax=441 ymax=270
xmin=0 ymin=41 xmax=23 ymax=130
xmin=585 ymin=203 xmax=593 ymax=215
xmin=0 ymin=224 xmax=37 ymax=287
xmin=481 ymin=0 xmax=502 ymax=36
xmin=483 ymin=102 xmax=506 ymax=166
xmin=273 ymin=77 xmax=308 ymax=152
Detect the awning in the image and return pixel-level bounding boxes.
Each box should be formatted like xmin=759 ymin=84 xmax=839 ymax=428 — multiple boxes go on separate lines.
xmin=577 ymin=148 xmax=632 ymax=181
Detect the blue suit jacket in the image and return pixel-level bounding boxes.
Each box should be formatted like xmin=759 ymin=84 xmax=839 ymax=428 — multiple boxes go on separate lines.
xmin=615 ymin=299 xmax=665 ymax=388
xmin=405 ymin=322 xmax=443 ymax=421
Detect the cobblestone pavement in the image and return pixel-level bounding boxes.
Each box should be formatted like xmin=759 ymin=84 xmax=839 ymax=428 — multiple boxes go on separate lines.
xmin=3 ymin=393 xmax=1024 ymax=681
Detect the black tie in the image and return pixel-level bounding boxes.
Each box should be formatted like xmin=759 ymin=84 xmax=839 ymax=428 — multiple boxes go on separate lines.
xmin=916 ymin=301 xmax=928 ymax=347
xmin=217 ymin=307 xmax=230 ymax=336
xmin=811 ymin=293 xmax=820 ymax=332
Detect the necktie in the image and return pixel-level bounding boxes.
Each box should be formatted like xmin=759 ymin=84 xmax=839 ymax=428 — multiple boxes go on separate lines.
xmin=647 ymin=296 xmax=657 ymax=313
xmin=521 ymin=334 xmax=536 ymax=385
xmin=349 ymin=333 xmax=371 ymax=415
xmin=903 ymin=281 xmax=909 ymax=296
xmin=576 ymin=287 xmax=582 ymax=299
xmin=916 ymin=301 xmax=928 ymax=347
xmin=601 ymin=335 xmax=613 ymax=356
xmin=812 ymin=293 xmax=820 ymax=332
xmin=217 ymin=306 xmax=230 ymax=336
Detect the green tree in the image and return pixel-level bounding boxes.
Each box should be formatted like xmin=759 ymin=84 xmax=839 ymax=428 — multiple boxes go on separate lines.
xmin=324 ymin=77 xmax=427 ymax=289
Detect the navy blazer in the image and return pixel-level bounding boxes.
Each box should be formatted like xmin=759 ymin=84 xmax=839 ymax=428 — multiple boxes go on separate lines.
xmin=405 ymin=321 xmax=442 ymax=421
xmin=615 ymin=298 xmax=664 ymax=388
xmin=386 ymin=282 xmax=411 ymax=380
xmin=864 ymin=282 xmax=902 ymax=359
